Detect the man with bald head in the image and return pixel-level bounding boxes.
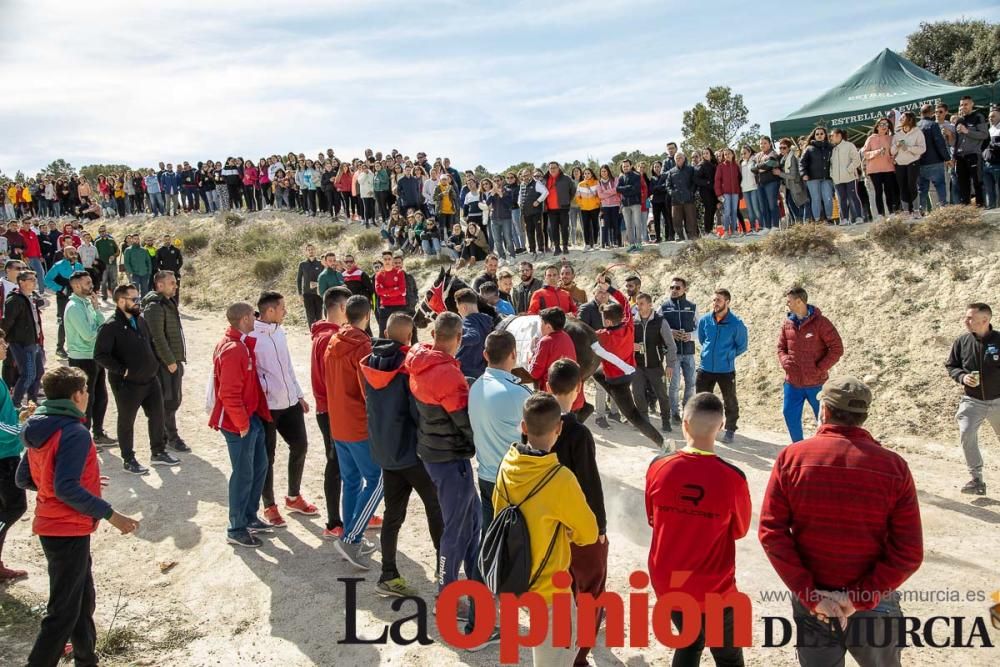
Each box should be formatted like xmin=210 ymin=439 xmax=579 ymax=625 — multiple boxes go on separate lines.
xmin=645 ymin=392 xmax=751 ymax=665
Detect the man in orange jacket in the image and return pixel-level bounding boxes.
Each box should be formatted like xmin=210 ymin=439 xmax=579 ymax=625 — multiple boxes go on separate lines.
xmin=527 ymin=264 xmax=578 ymax=315
xmin=325 ymin=295 xmax=381 ymax=569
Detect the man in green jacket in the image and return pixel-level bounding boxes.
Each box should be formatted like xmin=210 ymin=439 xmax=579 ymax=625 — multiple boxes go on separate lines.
xmin=0 ymin=329 xmax=29 ymax=580
xmin=63 ymin=271 xmax=115 ymax=446
xmin=123 ymin=234 xmax=152 ymax=295
xmin=317 ymin=251 xmax=344 ymax=303
xmin=141 ymin=270 xmax=189 ymax=452
xmin=94 ymin=225 xmax=120 ymax=301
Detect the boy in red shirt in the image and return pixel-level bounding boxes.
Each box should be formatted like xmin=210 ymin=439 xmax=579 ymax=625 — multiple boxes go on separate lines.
xmin=645 ymin=391 xmax=750 ymax=665
xmin=595 ymin=296 xmax=663 ymax=446
xmin=527 ymin=307 xmax=584 ymax=412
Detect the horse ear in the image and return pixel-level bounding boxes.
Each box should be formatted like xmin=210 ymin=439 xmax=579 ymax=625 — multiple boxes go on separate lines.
xmin=435 ymin=267 xmax=444 ymax=284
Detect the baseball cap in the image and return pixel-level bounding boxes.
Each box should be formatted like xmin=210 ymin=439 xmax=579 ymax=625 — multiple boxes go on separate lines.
xmin=820 ymin=375 xmax=872 ymax=413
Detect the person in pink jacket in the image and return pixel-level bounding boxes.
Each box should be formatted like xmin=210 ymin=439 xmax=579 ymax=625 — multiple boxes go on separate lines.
xmin=597 ymin=164 xmax=622 ymax=247
xmin=862 ymin=117 xmax=899 ymax=220
xmin=242 ymin=163 xmax=260 ymax=213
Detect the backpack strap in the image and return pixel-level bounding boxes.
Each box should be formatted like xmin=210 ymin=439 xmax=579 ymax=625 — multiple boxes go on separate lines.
xmin=513 ymin=463 xmax=563 ymax=508
xmin=527 ymin=525 xmax=562 ymax=591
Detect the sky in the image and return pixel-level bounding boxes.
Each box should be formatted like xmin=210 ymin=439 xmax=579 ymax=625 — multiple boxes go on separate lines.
xmin=2 ymin=0 xmax=998 ymax=176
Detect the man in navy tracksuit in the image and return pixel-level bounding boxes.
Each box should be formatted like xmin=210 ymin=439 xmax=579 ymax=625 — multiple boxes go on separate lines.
xmin=696 ymin=288 xmax=748 ymax=444
xmin=360 ymin=312 xmax=443 ymax=598
xmin=661 ymin=277 xmax=698 ymax=423
xmin=454 ymin=288 xmax=494 ymax=380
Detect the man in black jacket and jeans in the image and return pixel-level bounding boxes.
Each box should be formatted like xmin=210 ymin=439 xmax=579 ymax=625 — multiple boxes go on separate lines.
xmin=296 ymin=244 xmax=323 ymax=327
xmin=94 ymin=284 xmax=179 ymax=474
xmin=945 ymin=302 xmax=1000 ymax=496
xmin=632 ymin=293 xmax=677 ymax=432
xmin=360 ymin=312 xmax=443 ymax=598
xmin=153 ymin=234 xmax=183 ymax=304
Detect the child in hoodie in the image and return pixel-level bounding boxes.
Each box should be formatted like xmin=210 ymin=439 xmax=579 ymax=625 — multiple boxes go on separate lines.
xmin=493 ymin=392 xmax=598 ymax=666
xmin=454 ymin=288 xmax=494 ymax=380
xmin=547 ymin=358 xmax=608 ymax=667
xmin=16 ymin=366 xmax=139 ymax=666
xmin=527 ymin=307 xmax=583 ymax=412
xmin=360 ymin=312 xmax=443 ymax=598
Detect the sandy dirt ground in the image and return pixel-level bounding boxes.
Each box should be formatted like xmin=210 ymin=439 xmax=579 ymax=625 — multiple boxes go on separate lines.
xmin=2 ymin=301 xmax=998 ymax=667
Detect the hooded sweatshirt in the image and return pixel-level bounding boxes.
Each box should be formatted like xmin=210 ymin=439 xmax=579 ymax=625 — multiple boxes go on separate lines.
xmin=493 ymin=443 xmax=598 ymax=603
xmin=405 ymin=343 xmax=475 ymax=463
xmin=16 ymin=400 xmax=112 ymax=537
xmin=0 ymin=377 xmax=22 ymax=459
xmin=456 ymin=312 xmax=494 ymax=380
xmin=249 ymin=319 xmax=303 ymax=411
xmin=324 ymin=325 xmax=372 ymax=442
xmin=360 ymin=339 xmax=420 ymax=471
xmin=310 ymin=321 xmax=340 ymax=413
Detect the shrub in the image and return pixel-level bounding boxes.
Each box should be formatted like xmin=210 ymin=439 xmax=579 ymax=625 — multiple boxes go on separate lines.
xmin=677 ymin=238 xmax=737 ymax=266
xmin=869 ymin=205 xmax=987 ymax=251
xmin=252 ymin=256 xmax=285 ymax=282
xmin=760 ymin=224 xmax=838 ymax=258
xmin=354 ymin=230 xmax=382 ymax=251
xmin=239 ymin=226 xmax=273 ymax=255
xmin=180 ymin=232 xmax=209 ymax=253
xmin=315 ymin=224 xmax=347 ymax=242
xmin=223 ymin=211 xmax=243 ymax=228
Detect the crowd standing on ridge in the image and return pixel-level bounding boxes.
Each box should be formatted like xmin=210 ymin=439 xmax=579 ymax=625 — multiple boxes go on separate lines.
xmin=0 ymin=128 xmax=997 ymax=666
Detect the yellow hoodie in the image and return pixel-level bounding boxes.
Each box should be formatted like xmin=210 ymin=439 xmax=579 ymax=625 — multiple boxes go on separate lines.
xmin=493 ymin=444 xmax=598 ymax=603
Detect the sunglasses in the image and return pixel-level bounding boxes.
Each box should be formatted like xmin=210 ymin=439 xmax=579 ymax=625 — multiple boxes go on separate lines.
xmin=670 ymin=286 xmax=683 ymax=290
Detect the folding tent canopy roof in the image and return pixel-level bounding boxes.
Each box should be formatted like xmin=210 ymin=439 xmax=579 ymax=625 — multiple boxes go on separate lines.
xmin=770 ymin=48 xmax=997 ymax=143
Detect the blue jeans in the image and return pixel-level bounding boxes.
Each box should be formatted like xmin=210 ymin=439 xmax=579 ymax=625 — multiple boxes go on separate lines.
xmin=26 ymin=257 xmax=46 ymax=293
xmin=783 ymin=382 xmax=821 ymax=443
xmin=721 ymin=194 xmax=739 ymax=232
xmin=129 ymin=273 xmax=149 ymax=296
xmin=421 ymin=237 xmax=441 ymax=256
xmin=918 ymin=162 xmax=947 ymax=213
xmin=757 ymin=180 xmax=780 ymax=229
xmin=984 ymin=163 xmax=1000 ymax=209
xmin=490 ymin=217 xmax=515 ymax=258
xmin=334 ymin=438 xmax=383 ymax=544
xmin=511 ymin=208 xmax=524 ymax=248
xmin=805 ymin=179 xmax=834 ymax=220
xmin=669 ymin=354 xmax=697 ymax=417
xmin=834 ymin=181 xmax=863 ymax=223
xmin=10 ymin=343 xmax=43 ymax=405
xmin=741 ymin=189 xmax=760 ymax=226
xmin=222 ymin=416 xmax=268 ymax=536
xmin=149 ymin=192 xmax=165 ymax=216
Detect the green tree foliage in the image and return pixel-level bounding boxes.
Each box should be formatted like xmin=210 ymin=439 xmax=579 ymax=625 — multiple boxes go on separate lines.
xmin=904 ymin=20 xmax=999 ymax=85
xmin=501 ymin=161 xmax=538 ymax=176
xmin=681 ymin=86 xmax=760 ymax=154
xmin=80 ymin=164 xmax=132 ymax=183
xmin=42 ymin=159 xmax=75 ymax=178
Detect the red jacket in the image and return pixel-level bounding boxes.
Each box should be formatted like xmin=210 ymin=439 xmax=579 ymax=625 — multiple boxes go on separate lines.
xmin=20 ymin=229 xmax=42 ymax=258
xmin=527 ymin=285 xmax=578 ymax=315
xmin=375 ymin=268 xmax=407 ymax=307
xmin=596 ymin=287 xmax=634 ymax=380
xmin=324 ymin=325 xmax=371 ymax=442
xmin=714 ymin=162 xmax=741 ymax=196
xmin=310 ymin=321 xmax=340 ymax=414
xmin=759 ymin=424 xmax=923 ymax=611
xmin=209 ymin=327 xmax=271 ymax=434
xmin=646 ymin=450 xmax=750 ymax=607
xmin=335 ymin=171 xmax=353 ymax=193
xmin=527 ymin=329 xmax=584 ymax=411
xmin=777 ymin=306 xmax=843 ymax=388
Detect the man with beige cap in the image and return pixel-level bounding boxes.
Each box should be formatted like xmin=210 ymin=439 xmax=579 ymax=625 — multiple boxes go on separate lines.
xmin=759 ymin=376 xmax=924 ymax=667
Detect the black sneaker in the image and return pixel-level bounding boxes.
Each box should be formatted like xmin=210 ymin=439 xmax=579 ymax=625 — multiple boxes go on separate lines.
xmin=150 ymin=451 xmax=181 ymax=466
xmin=609 ymin=412 xmax=623 ymax=423
xmin=671 ymin=413 xmax=682 ymax=424
xmin=466 ymin=628 xmax=502 ymax=652
xmin=595 ymin=416 xmax=610 ymax=429
xmin=93 ymin=432 xmax=117 ymax=446
xmin=246 ymin=518 xmax=274 ymax=534
xmin=55 ymin=349 xmax=68 ymax=359
xmin=719 ymin=430 xmax=735 ymax=444
xmin=961 ymin=479 xmax=987 ymax=496
xmin=123 ymin=459 xmax=150 ymax=476
xmin=168 ymin=438 xmax=192 ymax=453
xmin=227 ymin=531 xmax=262 ymax=548
xmin=661 ymin=421 xmax=672 ymax=433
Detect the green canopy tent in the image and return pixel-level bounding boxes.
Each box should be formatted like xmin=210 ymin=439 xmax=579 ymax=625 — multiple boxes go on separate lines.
xmin=770 ymin=48 xmax=997 ymax=144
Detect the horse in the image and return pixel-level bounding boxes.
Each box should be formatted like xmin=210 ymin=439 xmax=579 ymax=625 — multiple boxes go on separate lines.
xmin=413 ymin=267 xmax=664 ymax=447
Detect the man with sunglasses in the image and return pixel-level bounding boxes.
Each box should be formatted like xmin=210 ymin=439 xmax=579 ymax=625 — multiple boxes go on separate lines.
xmin=95 ymin=284 xmax=180 ymax=475
xmin=954 ymin=95 xmax=988 ymax=207
xmin=661 ymin=277 xmax=698 ymax=424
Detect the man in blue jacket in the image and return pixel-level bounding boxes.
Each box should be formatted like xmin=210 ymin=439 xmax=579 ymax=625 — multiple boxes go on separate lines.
xmin=44 ymin=245 xmax=84 ymax=359
xmin=696 ymin=288 xmax=748 ymax=444
xmin=160 ymin=164 xmax=179 ymax=216
xmin=916 ymin=103 xmax=951 ymax=214
xmin=454 ymin=288 xmax=494 ymax=380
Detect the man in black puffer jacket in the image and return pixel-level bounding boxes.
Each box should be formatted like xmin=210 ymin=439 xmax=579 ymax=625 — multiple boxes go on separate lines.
xmin=360 ymin=312 xmax=443 ymax=597
xmin=94 ymin=284 xmax=178 ymax=475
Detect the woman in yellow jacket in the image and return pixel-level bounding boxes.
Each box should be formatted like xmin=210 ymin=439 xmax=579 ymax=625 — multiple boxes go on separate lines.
xmin=493 ymin=393 xmax=598 ymax=665
xmin=575 ymin=167 xmax=602 ymax=252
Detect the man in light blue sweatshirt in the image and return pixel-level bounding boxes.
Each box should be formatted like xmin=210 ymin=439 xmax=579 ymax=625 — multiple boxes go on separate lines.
xmin=144 ymin=171 xmax=165 ymax=217
xmin=467 ymin=330 xmax=531 ymax=533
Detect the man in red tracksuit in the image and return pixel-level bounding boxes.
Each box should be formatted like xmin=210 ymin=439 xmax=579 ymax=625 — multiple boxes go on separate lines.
xmin=375 ymin=252 xmax=408 ymax=337
xmin=645 ymin=391 xmax=750 ymax=666
xmin=20 ymin=220 xmax=47 ymax=295
xmin=759 ymin=376 xmax=923 ymax=667
xmin=777 ymin=287 xmax=843 ymax=443
xmin=594 ymin=283 xmax=663 ymax=447
xmin=310 ymin=286 xmax=352 ymax=539
xmin=527 ymin=264 xmax=578 ymax=315
xmin=527 ymin=306 xmax=583 ymax=413
xmin=209 ymin=302 xmax=273 ymax=548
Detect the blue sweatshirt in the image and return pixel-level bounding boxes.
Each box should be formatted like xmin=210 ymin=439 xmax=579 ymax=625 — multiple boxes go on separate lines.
xmin=456 ymin=313 xmax=494 ymax=380
xmin=44 ymin=259 xmax=84 ymax=294
xmin=697 ymin=310 xmax=748 ymax=374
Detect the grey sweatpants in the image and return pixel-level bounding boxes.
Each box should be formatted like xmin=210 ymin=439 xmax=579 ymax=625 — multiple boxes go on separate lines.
xmin=957 ymin=395 xmax=1000 ymax=480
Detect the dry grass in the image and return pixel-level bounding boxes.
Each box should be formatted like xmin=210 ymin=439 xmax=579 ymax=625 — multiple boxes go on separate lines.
xmin=758 ymin=223 xmax=839 ymax=258
xmin=179 ymin=232 xmax=209 ymax=253
xmin=868 ymin=205 xmax=988 ymax=251
xmin=252 ymin=256 xmax=285 ymax=282
xmin=354 ymin=230 xmax=383 ymax=251
xmin=676 ymin=238 xmax=738 ymax=266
